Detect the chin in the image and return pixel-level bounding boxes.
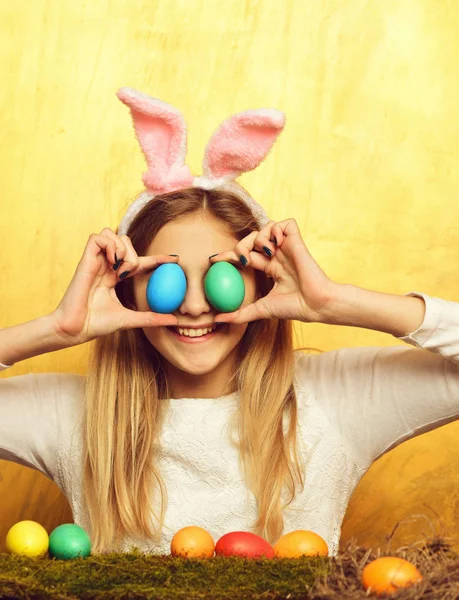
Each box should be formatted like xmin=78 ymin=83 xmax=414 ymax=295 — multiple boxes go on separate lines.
xmin=153 ymin=354 xmax=221 ymax=378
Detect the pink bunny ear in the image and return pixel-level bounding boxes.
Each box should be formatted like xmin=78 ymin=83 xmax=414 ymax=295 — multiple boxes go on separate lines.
xmin=202 ymin=109 xmax=285 ymax=180
xmin=117 ymin=87 xmax=194 ymax=194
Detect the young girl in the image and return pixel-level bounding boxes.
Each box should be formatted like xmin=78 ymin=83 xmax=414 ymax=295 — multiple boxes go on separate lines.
xmin=1 ymin=88 xmax=458 ymax=557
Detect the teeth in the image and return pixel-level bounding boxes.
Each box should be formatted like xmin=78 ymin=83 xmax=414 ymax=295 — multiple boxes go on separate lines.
xmin=174 ymin=325 xmax=217 ymax=337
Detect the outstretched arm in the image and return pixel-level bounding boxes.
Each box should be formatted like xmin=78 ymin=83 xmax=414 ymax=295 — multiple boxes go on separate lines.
xmin=295 ymin=289 xmax=459 ymax=468
xmin=322 ymin=284 xmax=428 ymax=340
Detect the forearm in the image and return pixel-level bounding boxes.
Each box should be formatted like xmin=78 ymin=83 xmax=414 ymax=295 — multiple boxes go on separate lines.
xmin=0 ymin=314 xmax=71 ymax=366
xmin=322 ymin=284 xmax=426 ymax=337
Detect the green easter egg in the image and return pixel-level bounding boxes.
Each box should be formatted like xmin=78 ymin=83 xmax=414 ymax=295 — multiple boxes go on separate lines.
xmin=49 ymin=524 xmax=91 ymax=560
xmin=204 ymin=262 xmax=245 ymax=312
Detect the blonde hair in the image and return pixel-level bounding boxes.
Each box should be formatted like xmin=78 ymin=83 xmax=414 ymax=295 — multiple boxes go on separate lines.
xmin=82 ymin=187 xmax=321 ymax=554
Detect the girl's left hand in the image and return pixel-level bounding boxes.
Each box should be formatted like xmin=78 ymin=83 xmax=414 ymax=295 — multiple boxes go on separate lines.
xmin=210 ymin=219 xmax=340 ymax=325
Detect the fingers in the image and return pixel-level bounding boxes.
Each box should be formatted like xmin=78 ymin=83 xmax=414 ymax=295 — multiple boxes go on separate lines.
xmin=234 ymin=229 xmax=276 ymax=265
xmin=209 ymin=230 xmax=272 ymax=269
xmin=92 ymin=228 xmax=128 ymax=265
xmin=212 ymin=221 xmax=279 ymax=268
xmin=270 ymin=221 xmax=285 ymax=247
xmin=214 ymin=298 xmax=272 ymax=325
xmin=118 ymin=308 xmax=179 ymax=331
xmin=121 ymin=235 xmax=180 ymax=279
xmin=82 ymin=232 xmax=121 ymax=271
xmin=253 ymin=219 xmax=302 ymax=256
xmin=96 ymin=228 xmax=136 ymax=278
xmin=97 ymin=228 xmax=179 ymax=281
xmin=208 ymin=220 xmax=279 ymax=271
xmin=210 ymin=247 xmax=271 ymax=274
xmin=209 ymin=218 xmax=300 ymax=269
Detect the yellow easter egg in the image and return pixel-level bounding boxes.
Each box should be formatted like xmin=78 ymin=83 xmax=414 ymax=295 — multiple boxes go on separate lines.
xmin=6 ymin=520 xmax=49 ymax=558
xmin=171 ymin=526 xmax=215 ymax=558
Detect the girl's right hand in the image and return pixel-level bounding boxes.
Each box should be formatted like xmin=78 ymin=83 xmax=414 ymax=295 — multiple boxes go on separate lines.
xmin=50 ymin=228 xmax=179 ymax=346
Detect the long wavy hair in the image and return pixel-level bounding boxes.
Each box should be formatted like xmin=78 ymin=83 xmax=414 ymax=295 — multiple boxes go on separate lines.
xmin=82 ymin=186 xmax=320 ymax=554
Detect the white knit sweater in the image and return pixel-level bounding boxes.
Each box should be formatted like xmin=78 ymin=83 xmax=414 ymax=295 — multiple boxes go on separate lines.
xmin=1 ymin=291 xmax=459 ymax=556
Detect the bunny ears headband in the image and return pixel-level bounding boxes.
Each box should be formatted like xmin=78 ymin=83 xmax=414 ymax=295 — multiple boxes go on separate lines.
xmin=116 ymin=87 xmax=286 ymax=235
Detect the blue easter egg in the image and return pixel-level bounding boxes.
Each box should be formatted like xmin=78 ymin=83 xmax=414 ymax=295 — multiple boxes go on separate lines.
xmin=146 ymin=263 xmax=187 ymax=313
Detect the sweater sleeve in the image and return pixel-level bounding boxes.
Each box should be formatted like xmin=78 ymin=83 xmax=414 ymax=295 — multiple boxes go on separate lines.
xmin=0 ymin=372 xmax=85 ymax=481
xmin=294 ymin=291 xmax=459 ymax=469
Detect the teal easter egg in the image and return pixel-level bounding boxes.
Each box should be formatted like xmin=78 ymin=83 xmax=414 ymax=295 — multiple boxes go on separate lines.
xmin=204 ymin=262 xmax=245 ymax=312
xmin=49 ymin=524 xmax=91 ymax=560
xmin=146 ymin=263 xmax=187 ymax=313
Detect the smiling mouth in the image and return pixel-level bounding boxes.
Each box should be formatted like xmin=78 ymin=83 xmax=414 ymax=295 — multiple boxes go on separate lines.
xmin=166 ymin=323 xmax=226 ymax=338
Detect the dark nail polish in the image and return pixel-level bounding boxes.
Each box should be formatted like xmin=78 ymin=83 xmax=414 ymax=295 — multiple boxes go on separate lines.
xmin=113 ymin=259 xmax=122 ymax=271
xmin=209 ymin=253 xmax=219 ymax=259
xmin=263 ymin=246 xmax=272 ymax=257
xmin=168 ymin=254 xmax=179 ymax=257
xmin=119 ymin=271 xmax=130 ymax=280
xmin=240 ymin=255 xmax=247 ymax=266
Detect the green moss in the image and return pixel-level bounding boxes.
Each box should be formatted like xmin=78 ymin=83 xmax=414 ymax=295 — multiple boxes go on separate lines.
xmin=0 ymin=550 xmax=327 ymax=599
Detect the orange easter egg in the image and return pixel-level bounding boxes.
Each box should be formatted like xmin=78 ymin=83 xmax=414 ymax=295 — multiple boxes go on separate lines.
xmin=362 ymin=556 xmax=423 ymax=596
xmin=170 ymin=526 xmax=215 ymax=558
xmin=274 ymin=530 xmax=328 ymax=557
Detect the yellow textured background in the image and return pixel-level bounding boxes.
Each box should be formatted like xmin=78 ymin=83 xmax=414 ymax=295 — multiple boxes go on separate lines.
xmin=1 ymin=0 xmax=459 ymax=553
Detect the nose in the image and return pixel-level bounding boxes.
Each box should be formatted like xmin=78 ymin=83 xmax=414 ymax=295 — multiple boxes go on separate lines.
xmin=178 ymin=277 xmax=213 ymax=318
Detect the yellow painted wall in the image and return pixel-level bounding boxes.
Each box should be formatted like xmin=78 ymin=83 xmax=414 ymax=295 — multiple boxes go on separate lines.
xmin=1 ymin=0 xmax=459 ymax=553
